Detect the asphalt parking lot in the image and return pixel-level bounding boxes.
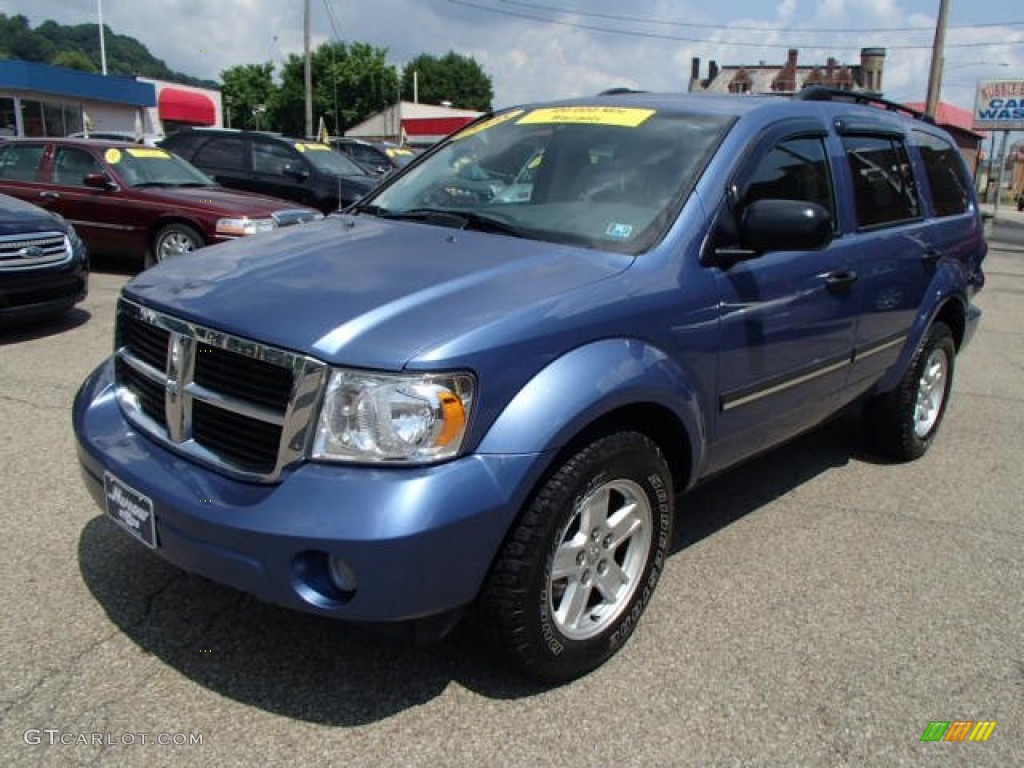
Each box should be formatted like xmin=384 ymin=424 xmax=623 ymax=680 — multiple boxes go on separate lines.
xmin=2 ymin=240 xmax=1022 ymax=768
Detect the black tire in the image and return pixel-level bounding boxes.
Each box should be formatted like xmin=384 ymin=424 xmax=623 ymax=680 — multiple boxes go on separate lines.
xmin=477 ymin=432 xmax=674 ymax=683
xmin=146 ymin=223 xmax=204 ymax=268
xmin=866 ymin=322 xmax=956 ymax=461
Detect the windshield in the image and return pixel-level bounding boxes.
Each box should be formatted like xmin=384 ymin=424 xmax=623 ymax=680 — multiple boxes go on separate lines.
xmin=105 ymin=146 xmax=215 ymax=187
xmin=363 ymin=105 xmax=730 ymax=254
xmin=293 ymin=142 xmax=369 ymax=176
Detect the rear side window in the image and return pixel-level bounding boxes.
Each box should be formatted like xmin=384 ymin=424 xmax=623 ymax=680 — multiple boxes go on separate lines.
xmin=161 ymin=133 xmax=206 ymax=157
xmin=193 ymin=137 xmax=246 ymax=170
xmin=0 ymin=144 xmax=45 ymax=180
xmin=843 ymin=134 xmax=920 ymax=228
xmin=913 ymin=130 xmax=970 ymax=217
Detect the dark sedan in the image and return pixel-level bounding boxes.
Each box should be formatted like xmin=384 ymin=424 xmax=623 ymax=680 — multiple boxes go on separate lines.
xmin=0 ymin=191 xmax=88 ymax=324
xmin=0 ymin=139 xmax=321 ymax=269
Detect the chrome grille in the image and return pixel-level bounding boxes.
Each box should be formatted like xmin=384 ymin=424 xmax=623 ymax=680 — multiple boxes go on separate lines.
xmin=114 ymin=299 xmax=328 ymax=482
xmin=0 ymin=231 xmax=70 ymax=270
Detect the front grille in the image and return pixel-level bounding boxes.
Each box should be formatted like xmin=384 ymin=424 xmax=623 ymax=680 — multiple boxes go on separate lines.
xmin=113 ymin=299 xmax=328 ymax=482
xmin=0 ymin=231 xmax=70 ymax=270
xmin=195 ymin=343 xmax=294 ymax=411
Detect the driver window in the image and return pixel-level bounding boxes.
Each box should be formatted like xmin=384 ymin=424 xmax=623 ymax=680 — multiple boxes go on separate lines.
xmin=742 ymin=136 xmax=834 ymax=220
xmin=52 ymin=147 xmax=102 ymax=185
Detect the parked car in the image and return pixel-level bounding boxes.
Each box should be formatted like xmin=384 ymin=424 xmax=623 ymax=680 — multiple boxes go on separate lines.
xmin=0 ymin=138 xmax=321 ymax=269
xmin=331 ymin=137 xmax=417 ymax=176
xmin=74 ymin=88 xmax=986 ymax=682
xmin=161 ymin=130 xmax=378 ymax=214
xmin=0 ymin=191 xmax=88 ymax=324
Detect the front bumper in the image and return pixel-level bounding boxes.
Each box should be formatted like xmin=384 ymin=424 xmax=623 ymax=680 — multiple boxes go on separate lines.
xmin=73 ymin=358 xmax=539 ymax=625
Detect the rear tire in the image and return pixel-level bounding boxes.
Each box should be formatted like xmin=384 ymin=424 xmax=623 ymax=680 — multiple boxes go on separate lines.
xmin=866 ymin=322 xmax=956 ymax=461
xmin=477 ymin=432 xmax=674 ymax=683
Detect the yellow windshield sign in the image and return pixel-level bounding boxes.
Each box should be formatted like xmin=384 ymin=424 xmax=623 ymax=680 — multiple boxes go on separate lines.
xmin=296 ymin=142 xmax=331 ymax=152
xmin=126 ymin=148 xmax=170 ymax=159
xmin=453 ymin=109 xmax=525 ymax=141
xmin=517 ymin=106 xmax=656 ymax=128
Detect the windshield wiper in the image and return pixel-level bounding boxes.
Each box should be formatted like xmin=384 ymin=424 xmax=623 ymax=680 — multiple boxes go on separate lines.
xmin=362 ymin=207 xmax=529 ymax=237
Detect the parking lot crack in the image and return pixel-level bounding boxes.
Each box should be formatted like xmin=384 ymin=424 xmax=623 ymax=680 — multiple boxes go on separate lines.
xmin=0 ymin=393 xmax=66 ymax=413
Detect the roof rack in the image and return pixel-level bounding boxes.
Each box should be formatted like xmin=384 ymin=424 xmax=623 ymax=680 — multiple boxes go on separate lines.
xmin=597 ymin=88 xmax=648 ymax=96
xmin=794 ymin=86 xmax=934 ymax=124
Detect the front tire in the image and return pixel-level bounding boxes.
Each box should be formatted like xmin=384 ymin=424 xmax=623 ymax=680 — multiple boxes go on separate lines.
xmin=866 ymin=321 xmax=956 ymax=461
xmin=147 ymin=223 xmax=204 ymax=268
xmin=478 ymin=432 xmax=674 ymax=682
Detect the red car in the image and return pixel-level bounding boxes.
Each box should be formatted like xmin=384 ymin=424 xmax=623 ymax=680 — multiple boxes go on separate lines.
xmin=0 ymin=138 xmax=321 ymax=269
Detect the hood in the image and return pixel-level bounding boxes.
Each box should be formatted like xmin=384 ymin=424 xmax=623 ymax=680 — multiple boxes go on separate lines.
xmin=124 ymin=214 xmax=630 ymax=369
xmin=137 ymin=185 xmax=313 ymax=216
xmin=0 ymin=193 xmax=67 ymax=235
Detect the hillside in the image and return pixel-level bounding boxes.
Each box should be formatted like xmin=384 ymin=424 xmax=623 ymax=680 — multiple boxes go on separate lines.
xmin=0 ymin=13 xmax=217 ymax=88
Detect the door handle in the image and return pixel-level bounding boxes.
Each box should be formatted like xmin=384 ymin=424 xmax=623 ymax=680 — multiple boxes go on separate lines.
xmin=824 ymin=270 xmax=858 ymax=294
xmin=922 ymin=249 xmax=941 ymax=265
xmin=38 ymin=191 xmax=60 ymax=200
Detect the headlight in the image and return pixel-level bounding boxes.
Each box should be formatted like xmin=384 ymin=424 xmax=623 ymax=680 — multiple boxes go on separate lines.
xmin=216 ymin=217 xmax=278 ymax=236
xmin=313 ymin=369 xmax=475 ymax=464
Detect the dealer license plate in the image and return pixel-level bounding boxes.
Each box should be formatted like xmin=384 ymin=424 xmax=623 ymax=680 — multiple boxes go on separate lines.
xmin=103 ymin=472 xmax=157 ymax=549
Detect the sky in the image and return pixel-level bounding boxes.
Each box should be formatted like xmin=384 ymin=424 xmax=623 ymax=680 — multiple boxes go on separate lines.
xmin=1 ymin=0 xmax=1021 ymax=115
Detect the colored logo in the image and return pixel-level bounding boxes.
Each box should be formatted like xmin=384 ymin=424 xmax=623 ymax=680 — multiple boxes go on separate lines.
xmin=920 ymin=720 xmax=997 ymax=742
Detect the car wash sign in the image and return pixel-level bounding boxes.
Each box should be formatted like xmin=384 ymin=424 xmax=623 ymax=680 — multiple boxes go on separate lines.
xmin=974 ymin=80 xmax=1024 ymax=131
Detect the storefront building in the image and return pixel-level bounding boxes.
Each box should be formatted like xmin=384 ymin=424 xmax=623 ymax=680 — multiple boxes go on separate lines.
xmin=0 ymin=60 xmax=221 ymax=141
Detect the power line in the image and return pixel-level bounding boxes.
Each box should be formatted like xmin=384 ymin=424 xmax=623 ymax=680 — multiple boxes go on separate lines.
xmin=449 ymin=0 xmax=1024 ymax=50
xmin=498 ymin=0 xmax=1024 ymax=35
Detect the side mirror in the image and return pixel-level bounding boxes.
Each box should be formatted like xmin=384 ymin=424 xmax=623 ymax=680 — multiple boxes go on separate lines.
xmin=282 ymin=163 xmax=309 ymax=181
xmin=83 ymin=172 xmax=118 ymax=191
xmin=704 ymin=199 xmax=833 ymax=269
xmin=741 ymin=198 xmax=833 ymax=252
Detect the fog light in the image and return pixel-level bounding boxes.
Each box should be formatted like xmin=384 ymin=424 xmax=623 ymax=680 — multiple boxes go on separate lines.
xmin=329 ymin=556 xmax=357 ymax=593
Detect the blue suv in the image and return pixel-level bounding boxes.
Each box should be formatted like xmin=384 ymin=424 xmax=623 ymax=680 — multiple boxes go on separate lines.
xmin=73 ymin=88 xmax=986 ymax=682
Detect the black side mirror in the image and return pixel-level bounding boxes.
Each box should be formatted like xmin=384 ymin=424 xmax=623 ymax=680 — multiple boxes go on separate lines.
xmin=704 ymin=198 xmax=833 ymax=269
xmin=282 ymin=163 xmax=309 ymax=181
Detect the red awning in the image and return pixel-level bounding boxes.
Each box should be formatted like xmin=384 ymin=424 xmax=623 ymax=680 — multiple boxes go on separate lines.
xmin=158 ymin=88 xmax=216 ymax=125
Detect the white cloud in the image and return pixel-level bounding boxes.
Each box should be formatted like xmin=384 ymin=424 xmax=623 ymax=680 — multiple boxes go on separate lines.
xmin=3 ymin=0 xmax=1021 ymax=113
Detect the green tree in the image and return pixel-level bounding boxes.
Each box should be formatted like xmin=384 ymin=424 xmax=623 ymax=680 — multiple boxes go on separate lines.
xmin=401 ymin=51 xmax=493 ymax=112
xmin=269 ymin=41 xmax=399 ymax=137
xmin=221 ymin=63 xmax=276 ymax=129
xmin=52 ymin=50 xmax=98 ymax=72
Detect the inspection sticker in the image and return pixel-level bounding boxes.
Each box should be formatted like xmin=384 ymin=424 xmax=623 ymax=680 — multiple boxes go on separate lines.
xmin=104 ymin=148 xmax=122 ymax=164
xmin=517 ymin=106 xmax=656 ymax=127
xmin=605 ymin=222 xmax=634 ymax=239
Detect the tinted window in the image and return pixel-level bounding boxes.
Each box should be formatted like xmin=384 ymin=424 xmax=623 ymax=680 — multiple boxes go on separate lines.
xmin=843 ymin=135 xmax=920 ymax=228
xmin=0 ymin=144 xmax=45 ymax=180
xmin=743 ymin=136 xmax=835 ymax=221
xmin=913 ymin=130 xmax=970 ymax=217
xmin=193 ymin=137 xmax=246 ymax=170
xmin=52 ymin=147 xmax=103 ymax=185
xmin=252 ymin=141 xmax=300 ymax=174
xmin=162 ymin=133 xmax=206 ymax=157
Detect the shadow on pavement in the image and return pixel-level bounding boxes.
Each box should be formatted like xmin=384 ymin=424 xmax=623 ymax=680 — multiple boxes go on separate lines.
xmin=0 ymin=307 xmax=91 ymax=344
xmin=77 ymin=408 xmax=872 ymax=725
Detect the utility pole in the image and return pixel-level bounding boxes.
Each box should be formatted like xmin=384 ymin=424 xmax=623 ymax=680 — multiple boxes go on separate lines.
xmin=924 ymin=0 xmax=950 ymax=118
xmin=97 ymin=0 xmax=108 ymax=75
xmin=304 ymin=0 xmax=313 ymax=139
